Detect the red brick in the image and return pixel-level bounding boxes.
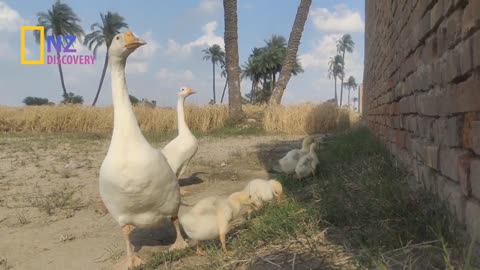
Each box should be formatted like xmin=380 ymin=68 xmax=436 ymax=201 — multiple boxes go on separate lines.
xmin=439 ymin=147 xmax=470 ymax=181
xmin=459 ymin=38 xmax=473 ymax=75
xmin=445 ymin=47 xmax=462 ymax=82
xmin=431 ymin=0 xmax=445 ymax=29
xmin=473 ymin=31 xmax=480 ymax=69
xmin=462 ymin=0 xmax=480 ymax=37
xmin=458 ymin=153 xmax=473 ymax=196
xmin=437 ymin=22 xmax=448 ymax=56
xmin=446 ymin=75 xmax=480 ymax=114
xmin=446 ymin=9 xmax=462 ymax=49
xmin=433 ymin=116 xmax=463 ymax=147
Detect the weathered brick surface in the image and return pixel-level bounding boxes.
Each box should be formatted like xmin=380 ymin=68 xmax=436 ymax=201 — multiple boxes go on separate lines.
xmin=365 ymin=0 xmax=480 ymax=242
xmin=465 ymin=199 xmax=480 ymax=241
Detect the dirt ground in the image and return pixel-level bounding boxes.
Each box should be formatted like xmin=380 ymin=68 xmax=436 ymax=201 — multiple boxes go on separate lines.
xmin=0 ymin=133 xmax=311 ymax=270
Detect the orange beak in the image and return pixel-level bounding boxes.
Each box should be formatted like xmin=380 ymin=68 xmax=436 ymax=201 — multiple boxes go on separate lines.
xmin=124 ymin=31 xmax=146 ymax=49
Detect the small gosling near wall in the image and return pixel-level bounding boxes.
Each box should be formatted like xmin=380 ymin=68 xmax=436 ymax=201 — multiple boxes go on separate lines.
xmin=179 ymin=191 xmax=251 ymax=255
xmin=295 ymin=142 xmax=319 ymax=180
xmin=279 ymin=136 xmax=314 ymax=174
xmin=243 ymin=179 xmax=283 ymax=219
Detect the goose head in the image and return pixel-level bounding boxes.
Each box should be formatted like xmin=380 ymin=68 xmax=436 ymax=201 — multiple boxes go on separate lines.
xmin=309 ymin=142 xmax=319 ymax=153
xmin=302 ymin=136 xmax=314 ymax=151
xmin=269 ymin=179 xmax=283 ymax=203
xmin=108 ymin=31 xmax=146 ymax=62
xmin=178 ymin=87 xmax=197 ymax=98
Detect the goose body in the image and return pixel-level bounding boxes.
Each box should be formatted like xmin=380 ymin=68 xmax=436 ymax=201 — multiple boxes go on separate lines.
xmin=279 ymin=136 xmax=314 ymax=174
xmin=98 ymin=31 xmax=187 ymax=269
xmin=295 ymin=142 xmax=319 ymax=179
xmin=180 ymin=191 xmax=250 ymax=255
xmin=162 ymin=87 xmax=198 ymax=178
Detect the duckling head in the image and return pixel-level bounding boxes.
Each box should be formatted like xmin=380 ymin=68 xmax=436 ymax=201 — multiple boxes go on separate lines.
xmin=302 ymin=136 xmax=314 ymax=151
xmin=268 ymin=179 xmax=283 ymax=203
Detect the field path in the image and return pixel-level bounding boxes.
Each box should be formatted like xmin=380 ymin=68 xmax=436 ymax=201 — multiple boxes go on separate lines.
xmin=0 ymin=133 xmax=305 ymax=270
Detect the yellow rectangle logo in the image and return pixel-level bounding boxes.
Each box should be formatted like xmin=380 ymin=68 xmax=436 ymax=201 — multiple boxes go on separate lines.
xmin=21 ymin=26 xmax=44 ymax=65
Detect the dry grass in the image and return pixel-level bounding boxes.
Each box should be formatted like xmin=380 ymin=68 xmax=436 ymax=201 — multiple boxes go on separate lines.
xmin=0 ymin=103 xmax=360 ymax=135
xmin=263 ymin=103 xmax=359 ymax=134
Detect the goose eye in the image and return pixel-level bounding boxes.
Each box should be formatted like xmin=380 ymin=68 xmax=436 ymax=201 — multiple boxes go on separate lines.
xmin=116 ymin=36 xmax=120 ymax=40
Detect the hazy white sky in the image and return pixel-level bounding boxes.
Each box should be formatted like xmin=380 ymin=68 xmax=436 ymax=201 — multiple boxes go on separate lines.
xmin=0 ymin=0 xmax=364 ymax=106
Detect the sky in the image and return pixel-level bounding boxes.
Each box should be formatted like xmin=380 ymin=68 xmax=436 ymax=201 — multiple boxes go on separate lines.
xmin=0 ymin=0 xmax=365 ymax=107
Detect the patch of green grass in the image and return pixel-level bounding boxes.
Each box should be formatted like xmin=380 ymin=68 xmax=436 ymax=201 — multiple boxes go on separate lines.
xmin=126 ymin=127 xmax=479 ymax=269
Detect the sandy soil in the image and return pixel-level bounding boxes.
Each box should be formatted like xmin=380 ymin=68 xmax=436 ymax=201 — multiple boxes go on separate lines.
xmin=0 ymin=133 xmax=308 ymax=270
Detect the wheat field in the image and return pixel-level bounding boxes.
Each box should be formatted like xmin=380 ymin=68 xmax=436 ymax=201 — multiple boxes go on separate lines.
xmin=0 ymin=103 xmax=359 ymax=135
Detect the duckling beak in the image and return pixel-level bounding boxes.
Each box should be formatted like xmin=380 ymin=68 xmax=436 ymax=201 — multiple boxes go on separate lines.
xmin=124 ymin=31 xmax=146 ymax=49
xmin=277 ymin=193 xmax=283 ymax=204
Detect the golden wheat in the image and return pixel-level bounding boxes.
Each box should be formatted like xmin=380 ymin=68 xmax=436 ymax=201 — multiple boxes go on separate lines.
xmin=0 ymin=103 xmax=359 ymax=134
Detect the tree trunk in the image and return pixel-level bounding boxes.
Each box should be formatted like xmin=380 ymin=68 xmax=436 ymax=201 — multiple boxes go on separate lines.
xmin=347 ymin=88 xmax=351 ymax=107
xmin=339 ymin=50 xmax=345 ymax=107
xmin=220 ymin=79 xmax=228 ymax=103
xmin=92 ymin=52 xmax=109 ymax=106
xmin=269 ymin=0 xmax=312 ymax=105
xmin=272 ymin=72 xmax=276 ymax=89
xmin=249 ymin=80 xmax=254 ymax=103
xmin=223 ymin=0 xmax=244 ymax=122
xmin=212 ymin=60 xmax=216 ymax=104
xmin=334 ymin=76 xmax=338 ymax=105
xmin=56 ymin=52 xmax=68 ymax=98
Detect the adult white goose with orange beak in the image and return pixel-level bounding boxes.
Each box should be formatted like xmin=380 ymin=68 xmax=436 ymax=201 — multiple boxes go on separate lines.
xmin=99 ymin=31 xmax=188 ymax=270
xmin=162 ymin=86 xmax=198 ymax=194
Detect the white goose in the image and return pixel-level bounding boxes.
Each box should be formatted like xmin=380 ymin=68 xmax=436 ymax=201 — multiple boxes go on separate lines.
xmin=180 ymin=191 xmax=251 ymax=255
xmin=99 ymin=31 xmax=188 ymax=270
xmin=278 ymin=136 xmax=314 ymax=174
xmin=162 ymin=87 xmax=198 ymax=194
xmin=295 ymin=142 xmax=319 ymax=180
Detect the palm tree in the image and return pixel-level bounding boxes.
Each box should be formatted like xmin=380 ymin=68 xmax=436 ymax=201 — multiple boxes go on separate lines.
xmin=34 ymin=0 xmax=84 ymax=99
xmin=336 ymin=34 xmax=355 ymax=106
xmin=202 ymin=44 xmax=225 ymax=104
xmin=265 ymin=35 xmax=286 ymax=89
xmin=223 ymin=0 xmax=244 ymax=121
xmin=269 ymin=0 xmax=312 ymax=105
xmin=328 ymin=55 xmax=344 ymax=106
xmin=345 ymin=76 xmax=357 ymax=108
xmin=84 ymin=12 xmax=128 ymax=106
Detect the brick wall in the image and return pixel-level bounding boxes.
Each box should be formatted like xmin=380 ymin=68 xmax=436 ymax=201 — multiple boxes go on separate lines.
xmin=364 ymin=0 xmax=480 ymax=241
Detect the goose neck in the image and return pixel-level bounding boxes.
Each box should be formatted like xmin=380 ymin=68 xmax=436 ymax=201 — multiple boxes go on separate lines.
xmin=110 ymin=59 xmax=145 ymax=144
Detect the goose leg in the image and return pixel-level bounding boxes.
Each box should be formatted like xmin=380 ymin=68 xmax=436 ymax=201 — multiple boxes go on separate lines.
xmin=169 ymin=217 xmax=189 ymax=250
xmin=196 ymin=242 xmax=205 ymax=256
xmin=114 ymin=225 xmax=143 ymax=270
xmin=247 ymin=207 xmax=253 ymax=220
xmin=219 ymin=231 xmax=227 ymax=253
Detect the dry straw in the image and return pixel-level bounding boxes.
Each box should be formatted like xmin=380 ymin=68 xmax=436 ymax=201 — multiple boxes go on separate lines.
xmin=0 ymin=103 xmax=359 ymax=135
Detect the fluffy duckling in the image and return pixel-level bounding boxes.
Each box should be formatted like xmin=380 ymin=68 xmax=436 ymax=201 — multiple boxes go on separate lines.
xmin=295 ymin=142 xmax=319 ymax=180
xmin=179 ymin=191 xmax=251 ymax=255
xmin=243 ymin=179 xmax=283 ymax=219
xmin=279 ymin=136 xmax=314 ymax=174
